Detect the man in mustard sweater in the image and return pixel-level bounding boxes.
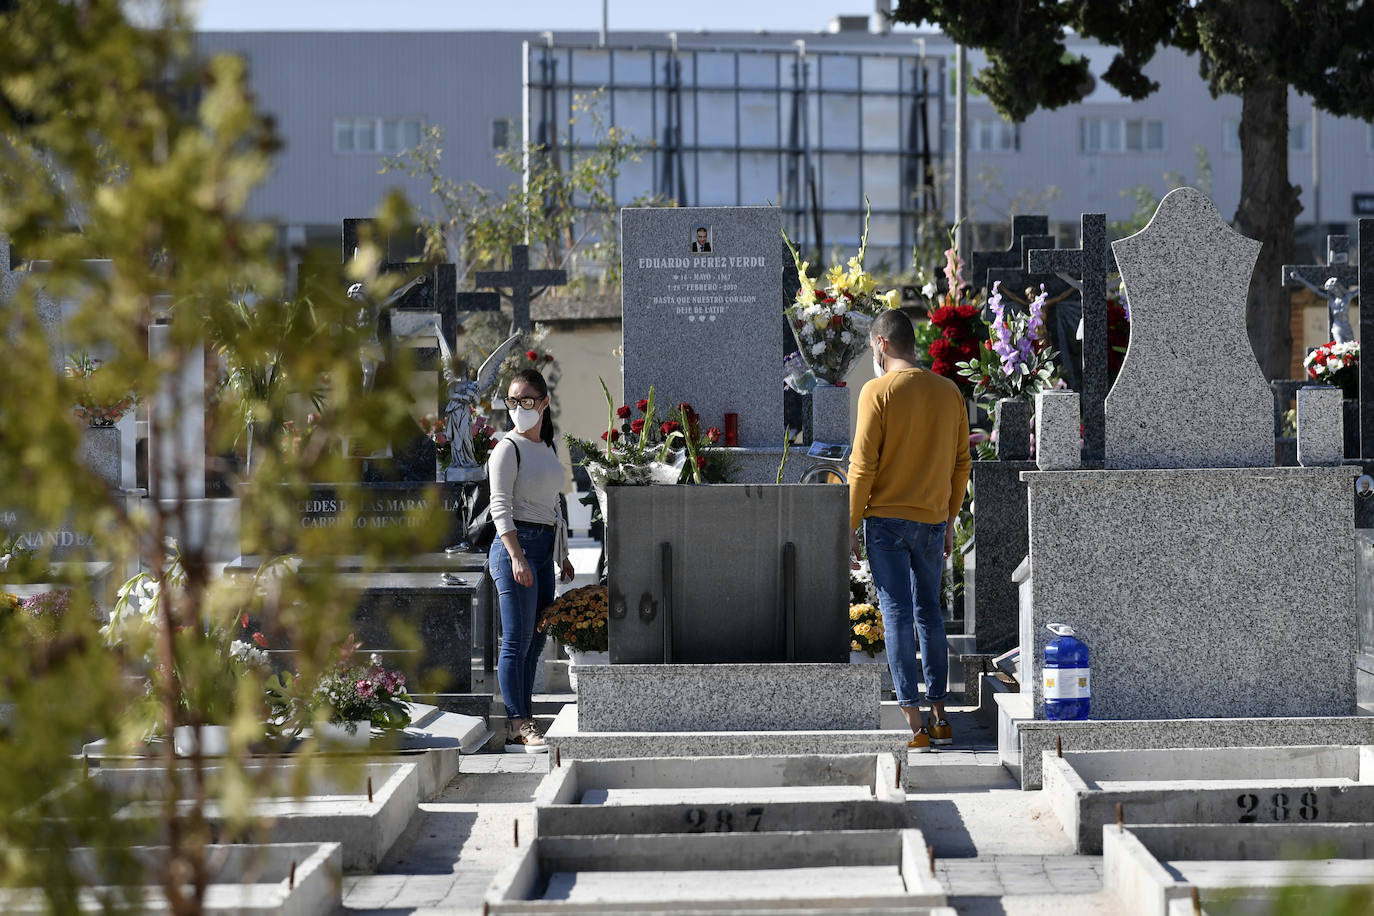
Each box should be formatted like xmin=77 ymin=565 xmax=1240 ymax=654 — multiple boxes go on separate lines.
xmin=849 ymin=309 xmax=971 ymax=752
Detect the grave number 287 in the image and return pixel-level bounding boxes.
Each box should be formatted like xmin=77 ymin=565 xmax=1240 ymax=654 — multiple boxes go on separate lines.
xmin=1236 ymin=791 xmax=1319 ymax=822
xmin=684 ymin=807 xmax=764 ymax=832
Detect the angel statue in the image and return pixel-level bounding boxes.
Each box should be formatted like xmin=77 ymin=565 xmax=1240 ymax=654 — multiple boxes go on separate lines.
xmin=1285 ymin=269 xmax=1359 ymax=344
xmin=434 ymin=324 xmax=522 ymax=481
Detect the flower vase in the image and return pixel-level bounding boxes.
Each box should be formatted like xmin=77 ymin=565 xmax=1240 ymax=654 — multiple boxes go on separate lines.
xmin=173 ymin=724 xmax=231 ymax=757
xmin=849 ymin=650 xmax=884 ymax=665
xmin=993 ymin=398 xmax=1032 ymax=461
xmin=317 ymin=720 xmax=372 ymax=748
xmin=567 ymin=648 xmax=609 ymax=691
xmin=80 ymin=425 xmax=122 ymax=489
xmin=811 ymin=383 xmax=851 ymax=445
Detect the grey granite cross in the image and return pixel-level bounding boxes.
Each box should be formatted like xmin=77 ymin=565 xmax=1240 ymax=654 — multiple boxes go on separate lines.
xmin=474 ymin=245 xmax=567 ymax=336
xmin=968 ymin=215 xmax=1050 ymax=293
xmin=1282 ymin=235 xmax=1360 ymax=345
xmin=985 ymin=235 xmax=1084 ymax=391
xmin=1028 ymin=214 xmax=1117 ymax=464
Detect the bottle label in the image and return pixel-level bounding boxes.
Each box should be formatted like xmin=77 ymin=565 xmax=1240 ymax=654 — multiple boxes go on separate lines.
xmin=1043 ymin=666 xmax=1090 ymax=699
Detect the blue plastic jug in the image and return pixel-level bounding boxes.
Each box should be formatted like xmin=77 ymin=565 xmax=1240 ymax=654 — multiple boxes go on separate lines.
xmin=1043 ymin=623 xmax=1090 ymax=720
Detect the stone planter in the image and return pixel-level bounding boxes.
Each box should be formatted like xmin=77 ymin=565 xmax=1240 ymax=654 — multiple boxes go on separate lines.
xmin=172 ymin=724 xmax=231 ymax=757
xmin=993 ymin=398 xmax=1032 ymax=460
xmin=567 ymin=648 xmax=609 ymax=691
xmin=316 ymin=720 xmax=372 ymax=747
xmin=849 ymin=650 xmax=884 ymax=665
xmin=80 ymin=425 xmax=122 ymax=489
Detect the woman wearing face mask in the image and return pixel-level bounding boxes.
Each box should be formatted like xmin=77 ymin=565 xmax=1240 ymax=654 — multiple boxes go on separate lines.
xmin=487 ymin=367 xmax=574 ymax=753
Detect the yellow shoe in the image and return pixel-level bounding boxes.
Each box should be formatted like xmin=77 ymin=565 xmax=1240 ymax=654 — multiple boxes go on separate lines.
xmin=930 ymin=719 xmax=953 ymax=746
xmin=908 ymin=728 xmax=931 ymax=753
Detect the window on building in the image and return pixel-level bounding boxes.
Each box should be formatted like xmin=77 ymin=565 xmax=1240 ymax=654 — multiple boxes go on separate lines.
xmin=492 ymin=118 xmax=511 ymax=150
xmin=1080 ymin=117 xmax=1164 ymax=153
xmin=970 ymin=117 xmax=1019 ymax=152
xmin=334 ymin=117 xmax=424 ymax=154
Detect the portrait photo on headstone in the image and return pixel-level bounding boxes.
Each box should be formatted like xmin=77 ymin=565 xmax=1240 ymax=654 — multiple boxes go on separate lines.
xmin=1357 ymin=474 xmax=1373 ymax=497
xmin=690 ymin=225 xmax=713 ymax=253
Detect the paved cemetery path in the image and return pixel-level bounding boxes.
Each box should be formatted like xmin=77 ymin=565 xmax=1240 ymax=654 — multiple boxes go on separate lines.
xmin=337 ymin=708 xmax=1126 ymax=915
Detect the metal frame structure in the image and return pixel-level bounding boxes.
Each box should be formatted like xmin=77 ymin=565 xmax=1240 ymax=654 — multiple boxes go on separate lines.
xmin=524 ymin=39 xmax=945 ymax=263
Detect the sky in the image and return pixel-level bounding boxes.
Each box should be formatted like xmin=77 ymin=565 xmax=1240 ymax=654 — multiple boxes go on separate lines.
xmin=189 ymin=0 xmax=924 ymax=34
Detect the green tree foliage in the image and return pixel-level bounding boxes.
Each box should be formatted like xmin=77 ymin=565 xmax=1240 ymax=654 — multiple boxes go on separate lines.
xmin=0 ymin=2 xmax=440 ymax=911
xmin=893 ymin=0 xmax=1374 ymax=379
xmin=382 ymin=89 xmax=672 ymax=296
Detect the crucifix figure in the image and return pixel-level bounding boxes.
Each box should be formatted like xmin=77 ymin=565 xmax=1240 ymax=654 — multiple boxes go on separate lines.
xmin=985 ymin=234 xmax=1084 ymax=391
xmin=1283 ymin=235 xmax=1360 ymax=345
xmin=474 ymin=244 xmax=567 ymax=335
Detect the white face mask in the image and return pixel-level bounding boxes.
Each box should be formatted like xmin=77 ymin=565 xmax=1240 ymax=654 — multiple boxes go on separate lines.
xmin=512 ymin=405 xmax=542 ymax=433
xmin=871 ymin=344 xmax=884 ymax=378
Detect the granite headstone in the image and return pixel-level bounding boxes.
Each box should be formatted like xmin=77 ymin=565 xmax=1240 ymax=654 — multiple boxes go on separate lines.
xmin=621 ymin=207 xmax=783 ymax=447
xmin=1107 ymin=188 xmax=1273 ymax=469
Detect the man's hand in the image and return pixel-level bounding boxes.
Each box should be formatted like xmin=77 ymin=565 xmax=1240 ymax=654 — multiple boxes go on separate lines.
xmin=849 ymin=529 xmax=862 ymax=570
xmin=943 ymin=520 xmax=955 ymax=559
xmin=560 ymin=557 xmax=575 ymax=583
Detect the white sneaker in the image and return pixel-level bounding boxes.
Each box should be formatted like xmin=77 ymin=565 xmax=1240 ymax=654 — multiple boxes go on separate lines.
xmin=503 ymin=718 xmax=548 ymax=754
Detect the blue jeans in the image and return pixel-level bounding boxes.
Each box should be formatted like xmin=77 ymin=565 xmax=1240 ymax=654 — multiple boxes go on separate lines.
xmin=489 ymin=523 xmax=554 ymax=720
xmin=864 ymin=516 xmax=948 ymax=708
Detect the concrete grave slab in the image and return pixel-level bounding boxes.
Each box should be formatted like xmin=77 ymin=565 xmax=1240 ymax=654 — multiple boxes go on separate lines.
xmin=996 ymin=691 xmax=1374 ymax=789
xmin=0 ymin=842 xmax=340 ymax=915
xmin=96 ymin=761 xmax=418 ymax=871
xmin=545 ymin=704 xmax=911 ymax=762
xmin=533 ymin=754 xmax=907 ymax=836
xmin=1104 ymin=823 xmax=1374 ymax=916
xmin=1044 ymin=745 xmax=1374 ymax=853
xmin=485 ymin=829 xmax=947 ymax=913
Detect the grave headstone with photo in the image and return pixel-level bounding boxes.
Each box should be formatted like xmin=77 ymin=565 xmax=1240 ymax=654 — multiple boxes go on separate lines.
xmin=621 ymin=206 xmax=784 ymax=450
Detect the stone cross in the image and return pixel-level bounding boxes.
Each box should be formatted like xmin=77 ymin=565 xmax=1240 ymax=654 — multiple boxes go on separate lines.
xmin=1107 ymin=187 xmax=1272 ymax=468
xmin=474 ymin=244 xmax=567 ymax=335
xmin=1361 ymin=219 xmax=1374 ymax=461
xmin=1282 ymin=234 xmax=1360 ymax=344
xmin=968 ymin=215 xmax=1049 ymax=293
xmin=1028 ymin=214 xmax=1117 ymax=464
xmin=985 ymin=236 xmax=1083 ymax=391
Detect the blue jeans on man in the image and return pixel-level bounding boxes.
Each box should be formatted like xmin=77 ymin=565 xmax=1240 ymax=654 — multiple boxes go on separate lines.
xmin=864 ymin=516 xmax=948 ymax=711
xmin=488 ymin=523 xmax=554 ymax=720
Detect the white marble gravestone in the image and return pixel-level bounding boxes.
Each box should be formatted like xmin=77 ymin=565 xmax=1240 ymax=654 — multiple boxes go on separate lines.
xmin=1019 ymin=188 xmax=1359 ymax=721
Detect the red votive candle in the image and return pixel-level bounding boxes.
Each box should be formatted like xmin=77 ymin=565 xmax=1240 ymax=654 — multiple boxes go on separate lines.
xmin=723 ymin=412 xmax=739 ymax=447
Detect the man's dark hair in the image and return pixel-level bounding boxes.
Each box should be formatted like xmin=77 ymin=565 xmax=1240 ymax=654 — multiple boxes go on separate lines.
xmin=696 ymin=226 xmax=708 ymax=234
xmin=870 ymin=309 xmax=915 ymax=352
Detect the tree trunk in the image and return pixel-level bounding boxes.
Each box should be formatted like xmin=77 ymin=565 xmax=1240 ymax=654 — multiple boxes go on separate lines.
xmin=1233 ymin=78 xmax=1301 ymax=381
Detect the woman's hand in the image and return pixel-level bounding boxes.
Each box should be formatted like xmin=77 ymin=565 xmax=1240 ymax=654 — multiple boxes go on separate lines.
xmin=511 ymin=552 xmax=534 ymax=587
xmin=560 ymin=557 xmax=575 ymax=583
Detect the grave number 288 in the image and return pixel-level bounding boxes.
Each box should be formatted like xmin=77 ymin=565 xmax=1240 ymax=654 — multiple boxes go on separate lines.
xmin=1236 ymin=791 xmax=1319 ymax=822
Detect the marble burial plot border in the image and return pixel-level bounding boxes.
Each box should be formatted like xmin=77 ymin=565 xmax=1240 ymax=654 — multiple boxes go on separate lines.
xmin=533 ymin=754 xmax=907 ymax=837
xmin=484 ymin=829 xmax=947 ymax=913
xmin=1043 ymin=746 xmax=1374 ymax=854
xmin=0 ymin=842 xmax=341 ymax=915
xmin=1007 ymin=701 xmax=1374 ymax=789
xmin=545 ymin=705 xmax=912 ymax=763
xmin=1104 ymin=823 xmax=1374 ymax=916
xmin=96 ymin=761 xmax=418 ymax=871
